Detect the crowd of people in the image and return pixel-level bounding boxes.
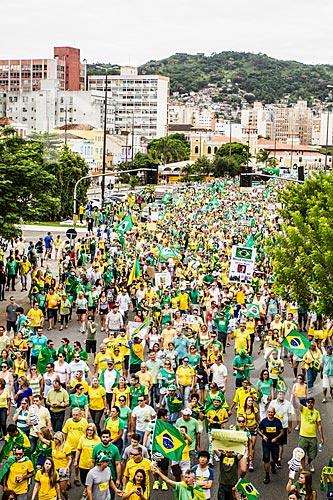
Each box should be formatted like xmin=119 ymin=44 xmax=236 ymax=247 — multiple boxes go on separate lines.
xmin=0 ymin=180 xmax=332 ymax=500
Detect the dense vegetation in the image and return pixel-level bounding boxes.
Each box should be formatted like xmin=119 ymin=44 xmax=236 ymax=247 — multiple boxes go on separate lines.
xmin=87 ymin=52 xmax=333 ymax=103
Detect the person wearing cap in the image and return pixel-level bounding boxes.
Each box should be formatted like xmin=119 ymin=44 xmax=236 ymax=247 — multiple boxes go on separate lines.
xmin=86 ymin=452 xmax=120 ymax=500
xmin=160 ymin=385 xmax=183 ymax=425
xmin=270 ymin=390 xmax=292 ymax=467
xmin=265 ymin=348 xmax=284 ymax=388
xmin=176 ymin=408 xmax=200 ymax=466
xmin=296 ymin=396 xmax=324 ymax=472
xmin=232 ymin=323 xmax=251 ymax=355
xmin=212 ymin=310 xmax=229 ymax=353
xmin=205 ymin=397 xmax=229 ymax=463
xmin=320 ymin=344 xmax=333 ymax=403
xmin=302 ymin=342 xmax=322 ymax=394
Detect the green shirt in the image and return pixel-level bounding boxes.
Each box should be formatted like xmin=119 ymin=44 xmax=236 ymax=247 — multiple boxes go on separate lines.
xmin=175 ymin=417 xmax=199 ymax=451
xmin=91 ymin=442 xmax=120 ymax=480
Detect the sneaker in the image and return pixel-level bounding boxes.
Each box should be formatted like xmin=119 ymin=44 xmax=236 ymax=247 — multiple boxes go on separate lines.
xmin=270 ymin=461 xmax=276 ymax=474
xmin=249 ymin=462 xmax=254 ymax=471
xmin=263 ymin=475 xmax=270 ymax=484
xmin=101 ymin=327 xmax=104 ymax=332
xmin=276 ymin=460 xmax=282 ymax=469
xmin=309 ymin=464 xmax=315 ymax=473
xmin=153 ymin=481 xmax=160 ymax=490
xmin=161 ymin=481 xmax=168 ymax=491
xmin=322 ymin=399 xmax=328 ymax=403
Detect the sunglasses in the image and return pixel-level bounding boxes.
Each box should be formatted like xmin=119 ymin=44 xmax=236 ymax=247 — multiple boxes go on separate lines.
xmin=130 ymin=452 xmax=140 ymax=456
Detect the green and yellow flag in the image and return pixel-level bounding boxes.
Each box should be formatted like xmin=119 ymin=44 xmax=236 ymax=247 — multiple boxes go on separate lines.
xmin=158 ymin=246 xmax=181 ymax=261
xmin=235 ymin=247 xmax=253 ymax=259
xmin=236 ymin=479 xmax=260 ymax=499
xmin=152 ymin=419 xmax=186 ymax=461
xmin=131 ymin=313 xmax=151 ymax=338
xmin=115 ymin=214 xmax=133 ymax=234
xmin=246 ymin=303 xmax=260 ymax=319
xmin=244 ymin=235 xmax=255 ymax=248
xmin=127 ymin=257 xmax=140 ymax=286
xmin=281 ymin=330 xmax=311 ymax=358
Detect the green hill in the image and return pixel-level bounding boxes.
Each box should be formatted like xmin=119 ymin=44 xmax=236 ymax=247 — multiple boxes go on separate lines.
xmin=139 ymin=51 xmax=333 ymax=103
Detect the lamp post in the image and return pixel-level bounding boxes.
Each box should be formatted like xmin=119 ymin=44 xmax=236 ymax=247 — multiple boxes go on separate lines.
xmin=96 ymin=66 xmax=109 ymax=206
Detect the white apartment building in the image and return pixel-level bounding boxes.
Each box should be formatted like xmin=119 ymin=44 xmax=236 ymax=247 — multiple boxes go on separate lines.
xmin=88 ymin=66 xmax=169 ymax=139
xmin=4 ymin=80 xmax=115 ymax=134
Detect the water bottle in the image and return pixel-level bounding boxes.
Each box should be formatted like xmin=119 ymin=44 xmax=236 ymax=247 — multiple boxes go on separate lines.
xmin=319 ymin=443 xmax=323 ymax=452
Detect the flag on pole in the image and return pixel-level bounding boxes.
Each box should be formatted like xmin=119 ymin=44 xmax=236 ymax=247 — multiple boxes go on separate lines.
xmin=115 ymin=214 xmax=133 ymax=234
xmin=281 ymin=330 xmax=311 ymax=358
xmin=152 ymin=419 xmax=186 ymax=461
xmin=236 ymin=479 xmax=260 ymax=499
xmin=158 ymin=246 xmax=181 ymax=261
xmin=244 ymin=235 xmax=255 ymax=248
xmin=246 ymin=303 xmax=261 ymax=319
xmin=131 ymin=313 xmax=151 ymax=338
xmin=276 ymin=376 xmax=288 ymax=393
xmin=127 ymin=257 xmax=140 ymax=286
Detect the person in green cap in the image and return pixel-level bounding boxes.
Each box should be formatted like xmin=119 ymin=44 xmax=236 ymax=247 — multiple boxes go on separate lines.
xmin=232 ymin=349 xmax=254 ymax=388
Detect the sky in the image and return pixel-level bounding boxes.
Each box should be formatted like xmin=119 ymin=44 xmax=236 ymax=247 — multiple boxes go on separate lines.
xmin=1 ymin=0 xmax=333 ymax=67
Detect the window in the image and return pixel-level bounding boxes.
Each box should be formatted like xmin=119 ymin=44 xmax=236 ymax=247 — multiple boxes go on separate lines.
xmin=207 ymin=146 xmax=212 ymax=154
xmin=214 ymin=146 xmax=218 ymax=153
xmin=194 ymin=146 xmax=199 ymax=154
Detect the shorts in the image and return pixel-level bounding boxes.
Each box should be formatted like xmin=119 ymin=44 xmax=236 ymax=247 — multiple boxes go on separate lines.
xmin=298 ymin=436 xmax=318 ymax=461
xmin=279 ymin=427 xmax=288 ymax=446
xmin=86 ymin=340 xmax=97 ymax=353
xmin=100 ymin=308 xmax=108 ymax=315
xmin=248 ymin=425 xmax=258 ymax=437
xmin=322 ymin=374 xmax=333 ymax=389
xmin=77 ymin=309 xmax=87 ymax=315
xmin=160 ymin=387 xmax=167 ymax=395
xmin=196 ymin=383 xmax=209 ymax=391
xmin=159 ymin=457 xmax=170 ymax=473
xmin=262 ymin=444 xmax=279 ymax=463
xmin=47 ymin=309 xmax=58 ymax=319
xmin=292 ymin=359 xmax=300 ymax=369
xmin=58 ymin=467 xmax=70 ymax=481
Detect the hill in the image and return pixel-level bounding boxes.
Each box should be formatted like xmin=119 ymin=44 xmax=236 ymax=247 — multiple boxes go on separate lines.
xmin=139 ymin=52 xmax=333 ymax=103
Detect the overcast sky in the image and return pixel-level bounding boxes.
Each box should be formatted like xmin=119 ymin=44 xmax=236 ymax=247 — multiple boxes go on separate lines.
xmin=2 ymin=0 xmax=332 ymax=67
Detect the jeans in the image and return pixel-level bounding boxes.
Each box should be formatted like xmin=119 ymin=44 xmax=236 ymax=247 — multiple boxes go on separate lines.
xmin=6 ymin=274 xmax=16 ymax=290
xmin=90 ymin=409 xmax=104 ymax=435
xmin=0 ymin=407 xmax=7 ymax=436
xmin=179 ymin=384 xmax=191 ymax=406
xmin=20 ymin=273 xmax=28 ymax=289
xmin=29 ymin=434 xmax=38 ymax=453
xmin=149 ymin=384 xmax=160 ymax=407
xmin=50 ymin=411 xmax=66 ymax=432
xmin=135 ymin=430 xmax=145 ymax=443
xmin=0 ymin=283 xmax=5 ymax=300
xmin=307 ymin=367 xmax=318 ymax=389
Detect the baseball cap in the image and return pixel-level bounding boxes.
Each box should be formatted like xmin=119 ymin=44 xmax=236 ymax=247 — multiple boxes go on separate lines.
xmin=182 ymin=408 xmax=192 ymax=416
xmin=326 ymin=345 xmax=333 ymax=350
xmin=168 ymin=384 xmax=176 ymax=391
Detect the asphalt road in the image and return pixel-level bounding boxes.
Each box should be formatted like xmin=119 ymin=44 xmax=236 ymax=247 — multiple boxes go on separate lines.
xmin=0 ymin=226 xmax=331 ymax=500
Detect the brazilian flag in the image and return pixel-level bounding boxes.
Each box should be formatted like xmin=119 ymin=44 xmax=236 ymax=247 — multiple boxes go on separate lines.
xmin=235 ymin=247 xmax=253 ymax=259
xmin=236 ymin=479 xmax=260 ymax=499
xmin=158 ymin=246 xmax=181 ymax=261
xmin=246 ymin=303 xmax=260 ymax=319
xmin=115 ymin=214 xmax=133 ymax=234
xmin=281 ymin=330 xmax=311 ymax=358
xmin=152 ymin=419 xmax=186 ymax=461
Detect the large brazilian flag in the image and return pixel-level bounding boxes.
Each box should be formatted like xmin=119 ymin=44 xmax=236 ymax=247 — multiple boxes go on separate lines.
xmin=152 ymin=419 xmax=186 ymax=461
xmin=281 ymin=330 xmax=311 ymax=358
xmin=236 ymin=478 xmax=260 ymax=499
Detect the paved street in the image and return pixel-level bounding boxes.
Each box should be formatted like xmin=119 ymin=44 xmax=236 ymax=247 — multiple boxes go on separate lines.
xmin=0 ymin=226 xmax=331 ymax=500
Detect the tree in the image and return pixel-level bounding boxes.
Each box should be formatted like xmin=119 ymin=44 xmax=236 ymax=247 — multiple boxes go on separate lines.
xmin=148 ymin=134 xmax=190 ymax=164
xmin=215 ymin=142 xmax=250 ymax=167
xmin=181 ymin=157 xmax=213 ymax=181
xmin=213 ymin=156 xmax=240 ymax=177
xmin=268 ymin=173 xmax=333 ymax=316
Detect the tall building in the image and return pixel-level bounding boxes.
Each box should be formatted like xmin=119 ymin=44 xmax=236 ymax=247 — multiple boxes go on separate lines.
xmin=5 ymin=80 xmax=114 ymax=134
xmin=0 ymin=46 xmax=85 ymax=92
xmin=88 ymin=66 xmax=169 ymax=139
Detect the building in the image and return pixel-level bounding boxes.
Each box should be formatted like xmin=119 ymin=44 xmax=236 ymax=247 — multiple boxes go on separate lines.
xmin=0 ymin=46 xmax=85 ymax=92
xmin=256 ymin=138 xmax=326 ymax=170
xmin=0 ymin=117 xmax=27 ymax=137
xmin=88 ymin=66 xmax=169 ymax=139
xmin=55 ymin=132 xmax=95 ymax=171
xmin=4 ymin=80 xmax=114 ymax=134
xmin=190 ymin=132 xmax=241 ymax=161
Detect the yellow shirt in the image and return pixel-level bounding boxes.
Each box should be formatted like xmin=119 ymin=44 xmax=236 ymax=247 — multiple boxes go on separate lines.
xmin=176 ymin=365 xmax=195 ymax=387
xmin=27 ymin=307 xmax=44 ymax=327
xmin=115 ymin=334 xmax=130 ymax=357
xmin=46 ymin=294 xmax=60 ymax=309
xmin=113 ymin=386 xmax=130 ymax=406
xmin=300 ymin=406 xmax=321 ymax=438
xmin=62 ymin=418 xmax=88 ymax=452
xmin=124 ymin=481 xmax=149 ymax=500
xmin=234 ymin=329 xmax=250 ymax=353
xmin=71 ymin=379 xmax=89 ymax=394
xmin=178 ymin=293 xmax=190 ymax=310
xmin=35 ymin=469 xmax=59 ymax=500
xmin=77 ymin=435 xmax=101 ymax=469
xmin=124 ymin=458 xmax=152 ymax=495
xmin=103 ymin=337 xmax=117 ymax=354
xmin=0 ymin=388 xmax=9 ymax=408
xmin=181 ymin=438 xmax=191 ymax=461
xmin=161 ymin=329 xmax=176 ymax=349
xmin=233 ymin=387 xmax=258 ymax=413
xmin=238 ymin=407 xmax=259 ymax=428
xmin=138 ymin=371 xmax=154 ymax=389
xmin=88 ymin=386 xmax=106 ymax=411
xmin=111 ymin=352 xmax=124 ymax=372
xmin=7 ymin=459 xmax=34 ymax=494
xmin=94 ymin=352 xmax=112 ymax=374
xmin=52 ymin=441 xmax=71 ymax=469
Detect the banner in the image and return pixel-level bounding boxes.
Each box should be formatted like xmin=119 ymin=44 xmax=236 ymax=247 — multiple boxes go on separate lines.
xmin=155 ymin=272 xmax=172 ymax=288
xmin=211 ymin=429 xmax=248 ymax=454
xmin=228 ymin=246 xmax=256 ymax=284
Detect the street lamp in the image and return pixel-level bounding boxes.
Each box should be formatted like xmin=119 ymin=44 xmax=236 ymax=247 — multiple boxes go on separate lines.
xmin=96 ymin=65 xmax=109 ymax=206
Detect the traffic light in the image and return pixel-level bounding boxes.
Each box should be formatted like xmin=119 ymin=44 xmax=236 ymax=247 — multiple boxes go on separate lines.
xmin=240 ymin=166 xmax=252 ymax=188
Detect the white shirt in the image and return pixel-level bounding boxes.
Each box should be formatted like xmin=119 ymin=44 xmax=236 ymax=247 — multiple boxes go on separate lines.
xmin=68 ymin=360 xmax=89 ymax=382
xmin=210 ymin=363 xmax=228 ymax=389
xmin=270 ymin=398 xmax=292 ymax=429
xmin=117 ymin=294 xmax=131 ymax=312
xmin=132 ymin=404 xmax=156 ymax=432
xmin=103 ymin=368 xmax=118 ymax=393
xmin=54 ymin=361 xmax=71 ymax=384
